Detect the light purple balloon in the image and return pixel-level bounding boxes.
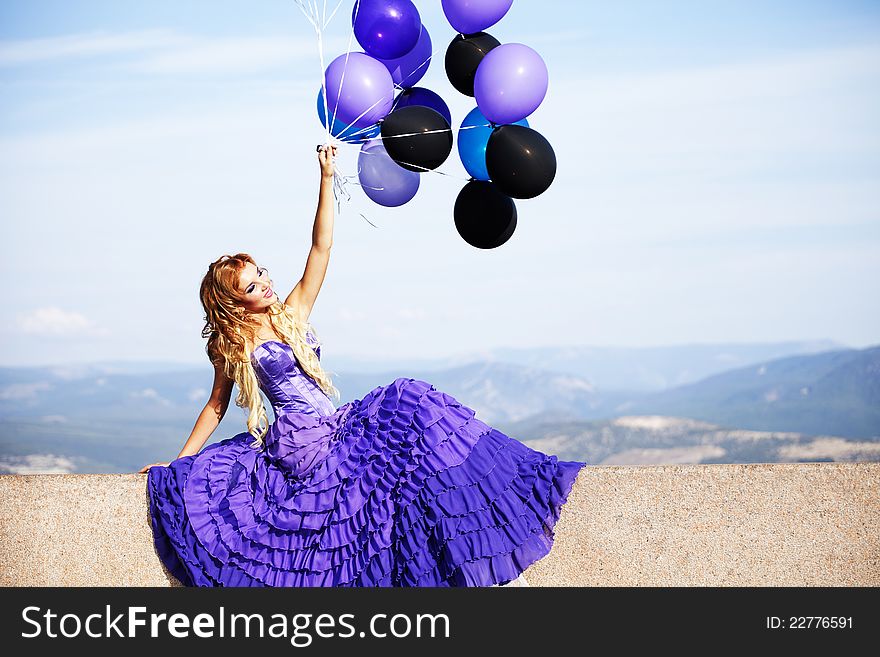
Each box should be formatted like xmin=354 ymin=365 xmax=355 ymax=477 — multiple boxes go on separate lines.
xmin=474 ymin=43 xmax=548 ymax=124
xmin=376 ymin=26 xmax=432 ymax=88
xmin=442 ymin=0 xmax=513 ymax=35
xmin=324 ymin=52 xmax=395 ymax=128
xmin=358 ymin=139 xmax=420 ymax=207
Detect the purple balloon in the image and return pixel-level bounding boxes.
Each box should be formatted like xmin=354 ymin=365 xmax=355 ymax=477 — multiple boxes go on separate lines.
xmin=474 ymin=43 xmax=548 ymax=124
xmin=376 ymin=25 xmax=432 ymax=88
xmin=352 ymin=0 xmax=422 ymax=60
xmin=317 ymin=88 xmax=381 ymax=142
xmin=358 ymin=139 xmax=420 ymax=207
xmin=324 ymin=52 xmax=395 ymax=128
xmin=442 ymin=0 xmax=513 ymax=35
xmin=391 ymin=87 xmax=452 ymax=126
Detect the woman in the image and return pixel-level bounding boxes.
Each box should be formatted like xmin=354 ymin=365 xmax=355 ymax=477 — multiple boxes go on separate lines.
xmin=141 ymin=145 xmax=587 ymax=587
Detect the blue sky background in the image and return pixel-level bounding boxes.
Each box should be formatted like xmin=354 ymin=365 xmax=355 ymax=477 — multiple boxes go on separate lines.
xmin=1 ymin=0 xmax=878 ymax=366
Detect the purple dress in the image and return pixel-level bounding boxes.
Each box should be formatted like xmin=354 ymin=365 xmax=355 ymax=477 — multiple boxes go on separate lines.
xmin=147 ymin=330 xmax=587 ymax=586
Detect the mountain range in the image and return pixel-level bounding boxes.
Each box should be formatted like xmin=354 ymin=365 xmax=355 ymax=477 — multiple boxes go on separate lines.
xmin=0 ymin=340 xmax=876 ymax=473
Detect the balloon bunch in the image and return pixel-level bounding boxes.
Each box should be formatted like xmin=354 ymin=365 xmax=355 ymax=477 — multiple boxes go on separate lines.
xmin=443 ymin=0 xmax=556 ymax=248
xmin=312 ymin=0 xmax=440 ymax=211
xmin=299 ymin=0 xmax=555 ymax=249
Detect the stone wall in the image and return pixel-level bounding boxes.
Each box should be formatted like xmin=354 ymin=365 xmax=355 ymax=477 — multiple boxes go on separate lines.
xmin=1 ymin=463 xmax=877 ymax=586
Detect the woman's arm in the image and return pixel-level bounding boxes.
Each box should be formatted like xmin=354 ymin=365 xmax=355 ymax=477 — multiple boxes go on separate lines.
xmin=138 ymin=363 xmax=233 ymax=472
xmin=284 ymin=145 xmax=337 ymax=323
xmin=175 ymin=363 xmax=234 ymax=459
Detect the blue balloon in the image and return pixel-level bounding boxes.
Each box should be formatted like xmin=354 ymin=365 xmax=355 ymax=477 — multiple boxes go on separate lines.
xmin=457 ymin=106 xmax=528 ymax=181
xmin=317 ymin=88 xmax=380 ymax=142
xmin=390 ymin=87 xmax=452 ymax=126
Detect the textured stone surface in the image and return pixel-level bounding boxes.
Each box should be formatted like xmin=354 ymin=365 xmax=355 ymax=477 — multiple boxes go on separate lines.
xmin=0 ymin=463 xmax=877 ymax=586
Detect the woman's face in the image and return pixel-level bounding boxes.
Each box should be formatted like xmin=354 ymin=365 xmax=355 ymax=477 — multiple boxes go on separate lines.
xmin=236 ymin=262 xmax=278 ymax=312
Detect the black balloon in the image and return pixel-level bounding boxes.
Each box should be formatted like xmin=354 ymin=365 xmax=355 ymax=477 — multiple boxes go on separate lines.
xmin=380 ymin=105 xmax=453 ymax=172
xmin=445 ymin=32 xmax=500 ymax=97
xmin=485 ymin=124 xmax=557 ymax=199
xmin=454 ymin=180 xmax=517 ymax=249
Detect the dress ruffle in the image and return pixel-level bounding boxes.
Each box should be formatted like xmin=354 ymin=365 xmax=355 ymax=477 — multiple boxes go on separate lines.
xmin=147 ymin=377 xmax=586 ymax=587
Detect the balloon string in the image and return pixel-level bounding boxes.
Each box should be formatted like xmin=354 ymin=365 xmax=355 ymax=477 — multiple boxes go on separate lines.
xmin=379 ymin=123 xmax=492 ymax=139
xmin=335 ymin=122 xmax=381 ymax=140
xmin=391 ymin=44 xmax=445 ymax=91
xmin=323 ymin=0 xmax=345 ymax=28
xmin=294 ymin=0 xmax=380 ymax=229
xmin=358 ymin=148 xmax=472 ymax=181
xmin=331 ymin=160 xmax=381 ymax=228
xmin=340 ymin=43 xmax=447 ymax=139
xmin=330 ymin=0 xmax=361 ymax=134
xmin=330 ymin=93 xmax=392 ymax=138
xmin=292 ymin=0 xmax=330 ymax=142
xmin=339 ymin=121 xmax=492 ymax=143
xmin=316 ymin=15 xmax=330 ymax=142
xmin=292 ymin=3 xmax=482 ymax=222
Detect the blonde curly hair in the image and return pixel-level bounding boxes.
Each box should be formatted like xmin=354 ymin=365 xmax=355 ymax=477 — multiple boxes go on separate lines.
xmin=199 ymin=253 xmax=341 ymax=448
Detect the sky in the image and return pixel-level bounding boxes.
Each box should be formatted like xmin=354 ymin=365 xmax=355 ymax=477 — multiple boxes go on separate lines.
xmin=1 ymin=0 xmax=879 ymax=367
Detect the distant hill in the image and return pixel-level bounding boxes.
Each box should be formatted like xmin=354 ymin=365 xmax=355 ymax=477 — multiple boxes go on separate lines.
xmin=610 ymin=346 xmax=880 ymax=439
xmin=328 ymin=339 xmax=845 ymax=391
xmin=333 ymin=361 xmax=599 ymax=424
xmin=335 ymin=345 xmax=880 ymax=439
xmin=1 ymin=340 xmax=876 ymax=473
xmin=504 ymin=415 xmax=880 ymax=466
xmin=3 ymin=412 xmax=876 ymax=474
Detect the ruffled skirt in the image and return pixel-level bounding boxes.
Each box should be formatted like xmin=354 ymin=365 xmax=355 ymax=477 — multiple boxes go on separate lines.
xmin=146 ymin=377 xmax=586 ymax=586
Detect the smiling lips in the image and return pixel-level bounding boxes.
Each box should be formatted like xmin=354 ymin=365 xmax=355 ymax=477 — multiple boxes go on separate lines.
xmin=264 ymin=287 xmax=273 ymax=299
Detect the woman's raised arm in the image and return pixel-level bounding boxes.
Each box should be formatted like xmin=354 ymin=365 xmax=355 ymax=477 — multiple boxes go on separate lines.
xmin=284 ymin=144 xmax=336 ymax=324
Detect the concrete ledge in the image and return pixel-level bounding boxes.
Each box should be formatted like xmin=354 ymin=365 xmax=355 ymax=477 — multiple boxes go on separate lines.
xmin=1 ymin=463 xmax=877 ymax=586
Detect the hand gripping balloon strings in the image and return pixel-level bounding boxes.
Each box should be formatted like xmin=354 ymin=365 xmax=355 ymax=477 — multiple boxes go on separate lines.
xmin=311 ymin=142 xmax=381 ymax=229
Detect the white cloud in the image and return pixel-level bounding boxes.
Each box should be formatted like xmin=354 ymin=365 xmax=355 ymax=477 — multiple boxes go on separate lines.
xmin=338 ymin=308 xmax=368 ymax=322
xmin=575 ymin=43 xmax=880 ymax=110
xmin=397 ymin=307 xmax=428 ymax=320
xmin=16 ymin=307 xmax=108 ymax=337
xmin=188 ymin=387 xmax=207 ymax=402
xmin=0 ymin=28 xmax=351 ymax=76
xmin=0 ymin=382 xmax=51 ymax=400
xmin=125 ymin=35 xmax=350 ymax=75
xmin=0 ymin=454 xmax=77 ymax=474
xmin=130 ymin=388 xmax=172 ymax=406
xmin=0 ymin=29 xmax=185 ymax=66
